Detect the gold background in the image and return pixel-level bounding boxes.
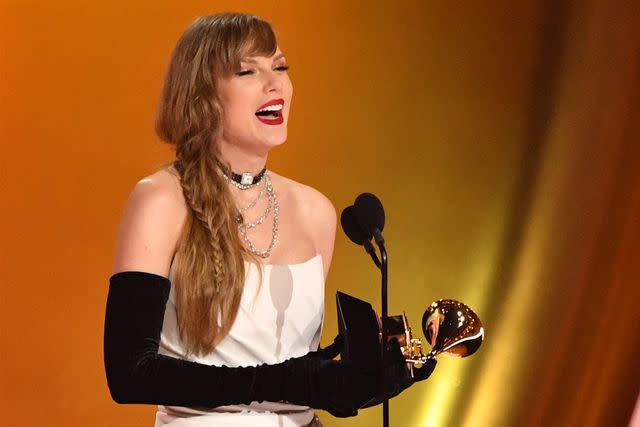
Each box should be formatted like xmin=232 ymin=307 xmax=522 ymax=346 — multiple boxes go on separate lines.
xmin=1 ymin=0 xmax=638 ymax=426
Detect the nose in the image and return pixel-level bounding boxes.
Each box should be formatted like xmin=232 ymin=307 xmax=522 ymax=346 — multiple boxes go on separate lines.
xmin=263 ymin=72 xmax=283 ymax=93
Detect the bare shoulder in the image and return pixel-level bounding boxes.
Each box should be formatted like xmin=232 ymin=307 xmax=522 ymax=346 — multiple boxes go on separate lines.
xmin=270 ymin=172 xmax=337 ymax=227
xmin=112 ymin=166 xmax=187 ymax=277
xmin=269 ymin=171 xmax=337 ymax=277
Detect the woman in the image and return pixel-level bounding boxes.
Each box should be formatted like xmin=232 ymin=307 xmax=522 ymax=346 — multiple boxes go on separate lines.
xmin=104 ymin=13 xmax=435 ymax=427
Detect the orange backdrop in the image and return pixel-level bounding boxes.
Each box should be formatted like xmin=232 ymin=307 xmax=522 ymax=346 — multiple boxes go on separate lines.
xmin=1 ymin=1 xmax=639 ymax=426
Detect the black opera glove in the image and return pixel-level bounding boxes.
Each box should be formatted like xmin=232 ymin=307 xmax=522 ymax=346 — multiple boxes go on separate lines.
xmin=103 ymin=271 xmax=395 ymax=417
xmin=414 ymin=358 xmax=437 ymax=381
xmin=316 ymin=333 xmax=343 ymax=360
xmin=360 ymin=339 xmax=437 ymax=409
xmin=293 ymin=333 xmax=436 ymax=414
xmin=287 ymin=335 xmax=411 ymax=417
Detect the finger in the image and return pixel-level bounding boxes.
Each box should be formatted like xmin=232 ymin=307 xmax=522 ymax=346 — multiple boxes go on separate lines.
xmin=317 ymin=334 xmax=344 ymax=360
xmin=384 ymin=338 xmax=404 ymax=364
xmin=413 ymin=359 xmax=437 ymax=381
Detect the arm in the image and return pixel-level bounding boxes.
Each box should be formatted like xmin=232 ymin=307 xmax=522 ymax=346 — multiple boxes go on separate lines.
xmin=108 ymin=174 xmax=264 ymax=407
xmin=105 ymin=268 xmax=373 ymax=414
xmin=104 ymin=173 xmax=397 ymax=416
xmin=107 ymin=172 xmax=233 ymax=406
xmin=111 ymin=171 xmax=184 ymax=277
xmin=105 ymin=270 xmax=256 ymax=406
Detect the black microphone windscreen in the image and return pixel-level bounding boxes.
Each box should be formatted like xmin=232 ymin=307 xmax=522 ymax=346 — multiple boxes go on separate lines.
xmin=340 ymin=205 xmax=369 ymax=245
xmin=354 ymin=193 xmax=385 ymax=234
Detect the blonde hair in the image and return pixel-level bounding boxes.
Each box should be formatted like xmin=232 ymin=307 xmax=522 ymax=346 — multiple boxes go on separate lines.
xmin=155 ymin=13 xmax=277 ymax=356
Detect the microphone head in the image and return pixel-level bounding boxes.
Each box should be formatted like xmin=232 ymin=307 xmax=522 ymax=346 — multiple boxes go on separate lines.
xmin=340 ymin=205 xmax=369 ymax=245
xmin=354 ymin=192 xmax=385 ymax=235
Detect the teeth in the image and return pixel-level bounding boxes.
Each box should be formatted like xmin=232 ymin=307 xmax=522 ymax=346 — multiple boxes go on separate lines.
xmin=256 ymin=104 xmax=283 ymax=113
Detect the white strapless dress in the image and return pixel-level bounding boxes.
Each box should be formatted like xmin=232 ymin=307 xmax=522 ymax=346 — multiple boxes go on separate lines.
xmin=154 ymin=253 xmax=326 ymax=427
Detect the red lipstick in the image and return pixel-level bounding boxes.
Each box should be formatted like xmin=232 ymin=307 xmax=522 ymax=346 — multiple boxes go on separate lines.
xmin=256 ymin=114 xmax=284 ymax=125
xmin=255 ymin=98 xmax=285 ymax=125
xmin=256 ymin=98 xmax=284 ymax=111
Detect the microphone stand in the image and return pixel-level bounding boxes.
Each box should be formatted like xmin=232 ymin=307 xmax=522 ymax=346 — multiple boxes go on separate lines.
xmin=364 ymin=240 xmax=382 ymax=268
xmin=372 ymin=229 xmax=389 ymax=427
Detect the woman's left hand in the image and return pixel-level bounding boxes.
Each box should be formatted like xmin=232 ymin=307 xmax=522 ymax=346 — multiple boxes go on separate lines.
xmin=360 ymin=337 xmax=437 ymax=409
xmin=315 ymin=334 xmax=343 ymax=360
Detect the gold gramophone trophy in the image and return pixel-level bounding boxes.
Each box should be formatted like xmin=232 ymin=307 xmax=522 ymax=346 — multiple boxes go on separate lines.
xmin=384 ymin=299 xmax=484 ymax=377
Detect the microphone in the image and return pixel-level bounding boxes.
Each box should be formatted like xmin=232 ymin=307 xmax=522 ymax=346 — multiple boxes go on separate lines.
xmin=340 ymin=205 xmax=368 ymax=245
xmin=340 ymin=206 xmax=381 ymax=268
xmin=353 ymin=193 xmax=385 ymax=246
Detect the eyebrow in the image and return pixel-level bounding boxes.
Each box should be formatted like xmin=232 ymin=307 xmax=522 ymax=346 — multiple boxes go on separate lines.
xmin=241 ymin=52 xmax=286 ymax=63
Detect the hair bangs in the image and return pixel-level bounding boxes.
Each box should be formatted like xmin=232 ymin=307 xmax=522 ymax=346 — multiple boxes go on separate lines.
xmin=214 ymin=15 xmax=277 ymax=76
xmin=241 ymin=20 xmax=277 ymax=59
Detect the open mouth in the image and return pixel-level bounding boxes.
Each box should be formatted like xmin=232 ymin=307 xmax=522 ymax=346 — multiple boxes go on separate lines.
xmin=255 ymin=109 xmax=281 ymax=119
xmin=255 ymin=99 xmax=284 ymax=124
xmin=255 ymin=104 xmax=283 ymax=119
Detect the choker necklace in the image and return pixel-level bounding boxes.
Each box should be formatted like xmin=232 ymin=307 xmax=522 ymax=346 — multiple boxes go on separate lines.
xmin=218 ymin=161 xmax=267 ymax=189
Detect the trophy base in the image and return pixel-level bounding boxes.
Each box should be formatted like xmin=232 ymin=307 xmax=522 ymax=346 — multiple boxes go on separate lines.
xmin=336 ymin=291 xmax=381 ymax=368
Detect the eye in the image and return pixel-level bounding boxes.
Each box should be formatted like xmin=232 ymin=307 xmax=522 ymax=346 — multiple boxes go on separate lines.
xmin=235 ymin=65 xmax=289 ymax=76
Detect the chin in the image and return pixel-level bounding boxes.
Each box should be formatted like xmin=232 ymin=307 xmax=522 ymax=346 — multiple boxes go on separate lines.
xmin=264 ymin=136 xmax=287 ymax=150
xmin=262 ymin=130 xmax=288 ymax=148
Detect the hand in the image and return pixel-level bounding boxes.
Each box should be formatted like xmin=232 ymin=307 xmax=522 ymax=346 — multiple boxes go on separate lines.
xmin=413 ymin=357 xmax=437 ymax=381
xmin=360 ymin=338 xmax=437 ymax=409
xmin=316 ymin=333 xmax=343 ymax=360
xmin=288 ymin=339 xmax=407 ymax=418
xmin=291 ymin=335 xmax=437 ymax=416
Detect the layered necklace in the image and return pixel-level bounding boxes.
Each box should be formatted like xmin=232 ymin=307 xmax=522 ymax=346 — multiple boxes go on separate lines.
xmin=219 ymin=162 xmax=278 ymax=259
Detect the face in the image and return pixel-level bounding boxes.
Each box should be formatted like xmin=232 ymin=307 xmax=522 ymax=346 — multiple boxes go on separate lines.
xmin=216 ymin=48 xmax=293 ymax=154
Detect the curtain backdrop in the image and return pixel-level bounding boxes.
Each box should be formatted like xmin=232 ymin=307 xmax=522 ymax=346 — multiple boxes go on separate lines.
xmin=1 ymin=0 xmax=638 ymax=426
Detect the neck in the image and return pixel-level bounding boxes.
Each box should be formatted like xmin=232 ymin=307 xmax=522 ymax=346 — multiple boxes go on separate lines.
xmin=216 ymin=139 xmax=268 ymax=174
